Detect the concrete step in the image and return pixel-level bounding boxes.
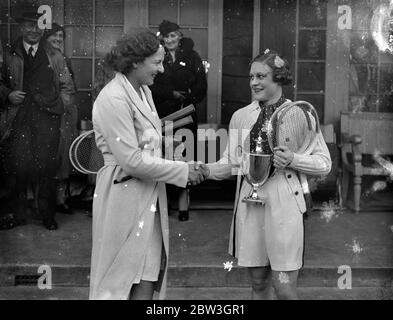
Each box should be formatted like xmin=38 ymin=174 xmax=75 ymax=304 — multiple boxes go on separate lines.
xmin=1 ymin=265 xmax=392 ymax=288
xmin=0 ymin=286 xmax=392 ymax=300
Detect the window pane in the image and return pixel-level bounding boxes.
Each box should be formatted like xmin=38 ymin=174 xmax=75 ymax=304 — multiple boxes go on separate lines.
xmin=96 ymin=0 xmax=124 ymax=25
xmin=65 ymin=0 xmax=93 ymax=25
xmin=222 ymin=76 xmax=250 ymax=103
xmin=379 ymin=95 xmax=393 ymax=113
xmin=299 ymin=30 xmax=326 ymax=60
xmin=351 ymin=0 xmax=376 ymax=31
xmin=380 ymin=63 xmax=393 ymax=95
xmin=299 ymin=0 xmax=327 ymax=28
xmin=95 ymin=26 xmax=123 ymax=58
xmin=10 ymin=0 xmax=55 ymax=20
xmin=350 ymin=31 xmax=379 ymax=64
xmin=297 ymin=62 xmax=325 ymax=91
xmin=65 ymin=27 xmax=93 ymax=57
xmin=296 ymin=94 xmax=325 ymax=122
xmin=180 ymin=0 xmax=208 ymax=27
xmin=10 ymin=23 xmax=20 ymax=44
xmin=76 ymin=91 xmax=93 ymax=121
xmin=0 ymin=2 xmax=8 ymax=23
xmin=222 ymin=56 xmax=250 ymax=77
xmin=70 ymin=59 xmax=92 ymax=89
xmin=349 ymin=64 xmax=378 ymax=95
xmin=149 ymin=0 xmax=177 ymax=26
xmin=181 ymin=28 xmax=207 ymax=59
xmin=0 ymin=25 xmax=8 ymax=47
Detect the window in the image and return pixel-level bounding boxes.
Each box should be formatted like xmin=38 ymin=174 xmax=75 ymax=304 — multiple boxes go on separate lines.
xmin=348 ymin=0 xmax=393 ymax=113
xmin=295 ymin=0 xmax=327 ymax=121
xmin=221 ymin=0 xmax=254 ymax=125
xmin=63 ymin=0 xmax=124 ymax=120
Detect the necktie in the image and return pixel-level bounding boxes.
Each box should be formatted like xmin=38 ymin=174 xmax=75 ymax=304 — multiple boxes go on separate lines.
xmin=27 ymin=46 xmax=34 ymax=64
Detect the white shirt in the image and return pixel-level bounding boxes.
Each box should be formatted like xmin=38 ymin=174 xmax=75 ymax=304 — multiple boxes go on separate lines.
xmin=23 ymin=41 xmax=39 ymax=57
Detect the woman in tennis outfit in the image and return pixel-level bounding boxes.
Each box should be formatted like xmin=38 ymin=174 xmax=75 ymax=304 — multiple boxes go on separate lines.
xmin=205 ymin=51 xmax=332 ymax=299
xmin=89 ymin=29 xmax=204 ymax=300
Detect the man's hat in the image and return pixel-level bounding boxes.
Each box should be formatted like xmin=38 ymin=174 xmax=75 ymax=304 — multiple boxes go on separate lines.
xmin=14 ymin=12 xmax=43 ymax=24
xmin=158 ymin=20 xmax=180 ymax=37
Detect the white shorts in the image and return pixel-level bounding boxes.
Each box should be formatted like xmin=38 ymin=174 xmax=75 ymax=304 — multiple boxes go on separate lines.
xmin=233 ymin=171 xmax=304 ymax=271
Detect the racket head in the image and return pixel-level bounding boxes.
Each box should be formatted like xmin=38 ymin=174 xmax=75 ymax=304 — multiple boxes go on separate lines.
xmin=69 ymin=131 xmax=91 ymax=174
xmin=268 ymin=101 xmax=320 ymax=155
xmin=74 ymin=130 xmax=104 ymax=175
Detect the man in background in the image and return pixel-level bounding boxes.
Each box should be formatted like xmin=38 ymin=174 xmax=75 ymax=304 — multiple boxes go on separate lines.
xmin=0 ymin=11 xmax=75 ymax=230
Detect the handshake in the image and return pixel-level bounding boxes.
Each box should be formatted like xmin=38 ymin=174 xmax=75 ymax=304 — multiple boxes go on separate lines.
xmin=187 ymin=162 xmax=210 ymax=186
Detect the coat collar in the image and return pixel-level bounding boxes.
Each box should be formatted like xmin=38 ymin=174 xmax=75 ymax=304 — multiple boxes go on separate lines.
xmin=117 ymin=73 xmax=162 ymax=135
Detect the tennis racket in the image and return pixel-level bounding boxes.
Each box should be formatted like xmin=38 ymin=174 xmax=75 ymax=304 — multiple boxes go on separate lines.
xmin=267 ymin=100 xmax=321 ymax=215
xmin=69 ymin=115 xmax=194 ymax=175
xmin=69 ymin=130 xmax=104 ymax=175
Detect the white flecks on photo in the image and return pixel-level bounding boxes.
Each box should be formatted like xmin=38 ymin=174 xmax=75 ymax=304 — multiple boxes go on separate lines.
xmin=138 ymin=221 xmax=144 ymax=229
xmin=136 ymin=232 xmax=140 ymax=237
xmin=373 ymin=150 xmax=393 ymax=178
xmin=319 ymin=200 xmax=342 ymax=223
xmin=347 ymin=238 xmax=364 ymax=254
xmin=223 ymin=261 xmax=234 ymax=272
xmin=150 ymin=204 xmax=157 ymax=213
xmin=116 ymin=137 xmax=121 ymax=142
xmin=278 ymin=272 xmax=290 ymax=284
xmin=94 ymin=193 xmax=98 ymax=198
xmin=364 ymin=180 xmax=388 ymax=197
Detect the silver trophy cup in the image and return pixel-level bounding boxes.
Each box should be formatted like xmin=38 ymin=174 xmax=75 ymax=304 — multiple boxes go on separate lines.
xmin=241 ymin=152 xmax=273 ymax=204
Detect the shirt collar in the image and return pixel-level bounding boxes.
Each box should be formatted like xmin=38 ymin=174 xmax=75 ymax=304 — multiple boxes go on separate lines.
xmin=23 ymin=40 xmax=39 ymax=56
xmin=257 ymin=95 xmax=286 ymax=110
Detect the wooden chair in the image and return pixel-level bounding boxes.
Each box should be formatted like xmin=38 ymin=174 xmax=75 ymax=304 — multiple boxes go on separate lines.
xmin=339 ymin=112 xmax=393 ymax=213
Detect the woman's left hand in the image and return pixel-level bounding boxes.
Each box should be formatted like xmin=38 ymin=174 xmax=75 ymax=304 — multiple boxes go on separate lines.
xmin=273 ymin=146 xmax=294 ymax=170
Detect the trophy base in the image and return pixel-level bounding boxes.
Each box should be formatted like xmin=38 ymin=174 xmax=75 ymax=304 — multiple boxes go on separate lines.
xmin=242 ymin=197 xmax=266 ymax=205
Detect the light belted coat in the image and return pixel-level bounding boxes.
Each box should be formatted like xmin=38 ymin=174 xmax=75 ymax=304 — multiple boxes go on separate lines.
xmin=89 ymin=72 xmax=189 ymax=300
xmin=207 ymin=100 xmax=331 ymax=258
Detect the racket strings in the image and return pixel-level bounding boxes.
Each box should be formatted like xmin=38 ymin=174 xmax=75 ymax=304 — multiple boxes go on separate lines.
xmin=69 ymin=130 xmax=104 ymax=175
xmin=268 ymin=102 xmax=319 ymax=154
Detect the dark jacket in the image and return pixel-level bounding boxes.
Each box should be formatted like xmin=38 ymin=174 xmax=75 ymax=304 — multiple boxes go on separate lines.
xmin=150 ymin=37 xmax=207 ymax=119
xmin=0 ymin=37 xmax=75 ymax=143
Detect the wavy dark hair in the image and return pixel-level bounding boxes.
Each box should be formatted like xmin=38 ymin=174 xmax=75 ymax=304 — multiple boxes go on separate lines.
xmin=105 ymin=28 xmax=160 ymax=75
xmin=250 ymin=51 xmax=292 ymax=86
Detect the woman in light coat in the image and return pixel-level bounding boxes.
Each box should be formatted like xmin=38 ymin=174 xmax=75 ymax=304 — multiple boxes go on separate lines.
xmin=89 ymin=29 xmax=205 ymax=300
xmin=203 ymin=51 xmax=332 ymax=299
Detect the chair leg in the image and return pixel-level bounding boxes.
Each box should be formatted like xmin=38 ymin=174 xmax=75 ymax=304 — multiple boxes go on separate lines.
xmin=341 ymin=169 xmax=349 ymax=208
xmin=353 ymin=175 xmax=361 ymax=213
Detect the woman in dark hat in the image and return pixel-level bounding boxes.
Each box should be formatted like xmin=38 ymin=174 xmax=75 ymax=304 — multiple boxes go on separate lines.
xmin=44 ymin=23 xmax=78 ymax=215
xmin=150 ymin=20 xmax=207 ymax=222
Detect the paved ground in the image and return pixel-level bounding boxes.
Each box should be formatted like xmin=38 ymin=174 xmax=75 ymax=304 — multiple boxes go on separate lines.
xmin=0 ymin=203 xmax=392 ymax=299
xmin=0 ymin=207 xmax=392 ymax=269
